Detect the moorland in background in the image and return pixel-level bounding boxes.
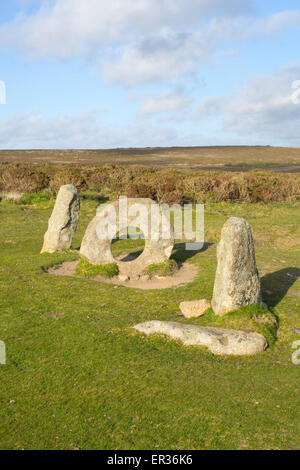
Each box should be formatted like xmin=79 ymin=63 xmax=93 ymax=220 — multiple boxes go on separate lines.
xmin=1 ymin=146 xmax=300 ymax=171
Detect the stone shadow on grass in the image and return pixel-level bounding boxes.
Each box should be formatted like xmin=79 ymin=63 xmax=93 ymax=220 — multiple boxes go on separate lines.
xmin=75 ymin=241 xmax=213 ymax=264
xmin=171 ymin=242 xmax=214 ymax=263
xmin=117 ymin=250 xmax=144 ymax=262
xmin=111 ymin=241 xmax=214 ymax=264
xmin=81 ymin=194 xmax=109 ymax=204
xmin=261 ymin=268 xmax=300 ymax=307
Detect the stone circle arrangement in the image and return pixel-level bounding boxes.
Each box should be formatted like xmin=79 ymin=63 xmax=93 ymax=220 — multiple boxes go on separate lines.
xmin=41 ymin=184 xmax=268 ymax=356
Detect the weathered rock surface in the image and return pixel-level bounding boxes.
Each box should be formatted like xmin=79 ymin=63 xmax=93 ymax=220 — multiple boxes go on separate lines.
xmin=80 ymin=198 xmax=174 ymax=276
xmin=179 ymin=299 xmax=210 ymax=318
xmin=41 ymin=184 xmax=80 ymax=253
xmin=133 ymin=321 xmax=267 ymax=356
xmin=212 ymin=217 xmax=261 ymax=316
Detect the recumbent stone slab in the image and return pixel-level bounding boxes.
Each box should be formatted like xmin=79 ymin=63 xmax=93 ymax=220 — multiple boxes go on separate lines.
xmin=133 ymin=320 xmax=267 ymax=356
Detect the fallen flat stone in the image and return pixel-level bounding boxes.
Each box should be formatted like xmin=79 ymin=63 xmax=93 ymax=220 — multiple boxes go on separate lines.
xmin=212 ymin=217 xmax=261 ymax=316
xmin=41 ymin=184 xmax=80 ymax=253
xmin=179 ymin=299 xmax=210 ymax=318
xmin=133 ymin=321 xmax=267 ymax=356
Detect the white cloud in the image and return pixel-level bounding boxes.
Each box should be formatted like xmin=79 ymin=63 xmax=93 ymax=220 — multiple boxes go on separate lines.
xmin=198 ymin=64 xmax=300 ymax=144
xmin=0 ymin=0 xmax=255 ymax=58
xmin=103 ymin=12 xmax=300 ymax=85
xmin=247 ymin=10 xmax=300 ymax=36
xmin=140 ymin=89 xmax=193 ymax=117
xmin=0 ymin=110 xmax=102 ymax=148
xmin=0 ymin=110 xmax=178 ymax=149
xmin=1 ymin=1 xmax=300 ymax=90
xmin=103 ymin=30 xmax=212 ymax=85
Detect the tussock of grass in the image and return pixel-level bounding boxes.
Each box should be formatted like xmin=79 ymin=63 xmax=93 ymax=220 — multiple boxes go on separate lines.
xmin=75 ymin=259 xmax=119 ymax=279
xmin=144 ymin=259 xmax=179 ymax=278
xmin=198 ymin=304 xmax=278 ymax=348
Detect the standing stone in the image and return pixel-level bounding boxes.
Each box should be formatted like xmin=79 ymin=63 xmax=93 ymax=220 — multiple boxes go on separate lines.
xmin=212 ymin=217 xmax=261 ymax=316
xmin=41 ymin=184 xmax=80 ymax=253
xmin=80 ymin=198 xmax=174 ymax=276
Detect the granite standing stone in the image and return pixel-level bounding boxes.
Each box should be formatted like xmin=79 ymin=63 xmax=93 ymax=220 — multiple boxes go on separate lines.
xmin=80 ymin=198 xmax=174 ymax=276
xmin=212 ymin=217 xmax=261 ymax=316
xmin=41 ymin=184 xmax=80 ymax=253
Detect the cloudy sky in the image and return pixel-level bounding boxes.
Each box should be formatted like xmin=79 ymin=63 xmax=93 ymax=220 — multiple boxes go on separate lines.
xmin=1 ymin=0 xmax=300 ymax=149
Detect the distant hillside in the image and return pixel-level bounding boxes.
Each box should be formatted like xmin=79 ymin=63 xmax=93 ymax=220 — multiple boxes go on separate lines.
xmin=1 ymin=146 xmax=300 ymax=171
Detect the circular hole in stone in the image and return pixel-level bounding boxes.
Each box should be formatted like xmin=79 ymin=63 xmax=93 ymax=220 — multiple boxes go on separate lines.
xmin=111 ymin=227 xmax=145 ymax=262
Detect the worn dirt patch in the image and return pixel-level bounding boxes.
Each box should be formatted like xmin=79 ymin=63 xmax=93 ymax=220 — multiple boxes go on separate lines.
xmin=46 ymin=260 xmax=198 ymax=289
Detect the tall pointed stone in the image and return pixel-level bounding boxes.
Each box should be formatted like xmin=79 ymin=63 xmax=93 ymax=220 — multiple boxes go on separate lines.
xmin=212 ymin=217 xmax=261 ymax=316
xmin=41 ymin=184 xmax=80 ymax=253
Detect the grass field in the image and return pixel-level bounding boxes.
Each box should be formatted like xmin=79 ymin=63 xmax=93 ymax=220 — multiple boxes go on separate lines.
xmin=1 ymin=146 xmax=300 ymax=170
xmin=0 ymin=196 xmax=299 ymax=450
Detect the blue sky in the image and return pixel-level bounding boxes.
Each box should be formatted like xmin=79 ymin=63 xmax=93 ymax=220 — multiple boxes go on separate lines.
xmin=0 ymin=0 xmax=300 ymax=149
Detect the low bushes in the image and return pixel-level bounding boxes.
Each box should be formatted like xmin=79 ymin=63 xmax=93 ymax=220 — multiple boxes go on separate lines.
xmin=48 ymin=169 xmax=86 ymax=194
xmin=0 ymin=165 xmax=49 ymax=193
xmin=1 ymin=162 xmax=299 ymax=204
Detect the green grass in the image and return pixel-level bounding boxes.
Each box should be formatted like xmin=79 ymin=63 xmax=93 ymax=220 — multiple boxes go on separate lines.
xmin=0 ymin=192 xmax=53 ymax=207
xmin=75 ymin=259 xmax=119 ymax=279
xmin=0 ymin=198 xmax=299 ymax=450
xmin=20 ymin=192 xmax=52 ymax=207
xmin=197 ymin=305 xmax=278 ymax=349
xmin=144 ymin=260 xmax=179 ymax=277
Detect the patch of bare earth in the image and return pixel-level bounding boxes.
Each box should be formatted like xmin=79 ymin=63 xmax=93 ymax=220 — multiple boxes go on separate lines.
xmin=46 ymin=260 xmax=198 ymax=289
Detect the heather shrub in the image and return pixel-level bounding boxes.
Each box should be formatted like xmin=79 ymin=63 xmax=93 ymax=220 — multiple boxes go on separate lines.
xmin=158 ymin=190 xmax=185 ymax=205
xmin=211 ymin=179 xmax=240 ymax=202
xmin=49 ymin=169 xmax=86 ymax=194
xmin=126 ymin=183 xmax=154 ymax=199
xmin=0 ymin=162 xmax=299 ymax=204
xmin=0 ymin=166 xmax=49 ymax=193
xmin=84 ymin=168 xmax=109 ymax=191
